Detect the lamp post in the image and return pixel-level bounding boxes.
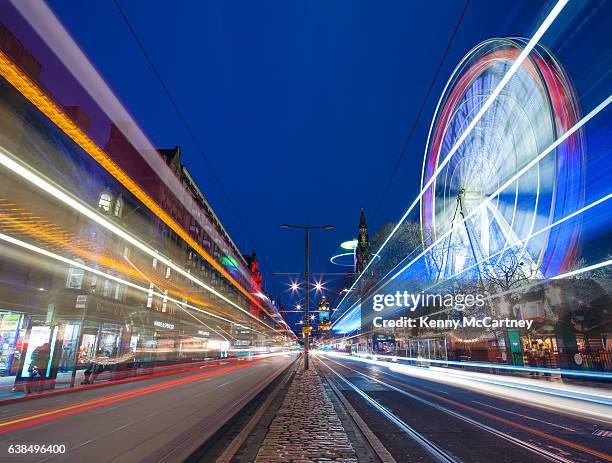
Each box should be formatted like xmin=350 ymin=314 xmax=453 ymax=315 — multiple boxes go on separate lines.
xmin=281 ymin=224 xmax=334 ymax=370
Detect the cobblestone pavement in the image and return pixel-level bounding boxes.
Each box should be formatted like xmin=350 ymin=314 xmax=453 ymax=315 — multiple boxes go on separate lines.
xmin=254 ymin=359 xmax=358 ymax=463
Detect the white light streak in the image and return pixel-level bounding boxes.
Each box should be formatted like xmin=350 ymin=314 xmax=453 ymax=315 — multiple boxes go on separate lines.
xmin=390 ymin=95 xmax=612 ymax=281
xmin=552 ymin=259 xmax=612 ymax=279
xmin=0 ymin=232 xmax=229 ymax=326
xmin=333 ymin=0 xmax=569 ymax=319
xmin=9 ymin=0 xmax=250 ymax=277
xmin=334 ymin=192 xmax=612 ymax=332
xmin=0 ymin=146 xmax=279 ymax=333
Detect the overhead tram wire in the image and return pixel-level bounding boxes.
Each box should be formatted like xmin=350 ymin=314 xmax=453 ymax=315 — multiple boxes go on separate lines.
xmin=332 ymin=0 xmax=570 ymax=324
xmin=112 ymin=0 xmax=257 ymax=250
xmin=371 ymin=0 xmax=470 ymax=225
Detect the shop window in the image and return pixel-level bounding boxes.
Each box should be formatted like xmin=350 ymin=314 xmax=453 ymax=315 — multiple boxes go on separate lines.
xmin=98 ymin=192 xmax=113 ymax=213
xmin=102 ymin=279 xmax=111 ymax=298
xmin=66 ymin=259 xmax=85 ymax=289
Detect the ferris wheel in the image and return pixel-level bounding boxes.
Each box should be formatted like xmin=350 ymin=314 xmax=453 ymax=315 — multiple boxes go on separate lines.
xmin=420 ymin=38 xmax=584 ymax=281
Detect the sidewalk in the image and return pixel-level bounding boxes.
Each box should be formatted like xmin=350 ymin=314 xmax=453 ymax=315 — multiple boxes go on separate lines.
xmin=0 ymin=370 xmax=87 ymax=400
xmin=254 ymin=359 xmax=358 ymax=463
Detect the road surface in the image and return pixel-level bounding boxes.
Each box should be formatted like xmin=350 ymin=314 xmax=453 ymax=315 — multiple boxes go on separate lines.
xmin=316 ymin=353 xmax=612 ymax=463
xmin=0 ymin=353 xmax=296 ymax=463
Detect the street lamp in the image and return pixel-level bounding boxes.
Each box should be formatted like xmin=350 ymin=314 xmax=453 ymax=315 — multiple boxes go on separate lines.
xmin=281 ymin=223 xmax=334 ymax=370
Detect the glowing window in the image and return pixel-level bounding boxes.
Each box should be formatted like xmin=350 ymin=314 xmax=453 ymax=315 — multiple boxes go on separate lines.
xmin=66 ymin=259 xmax=85 ymax=289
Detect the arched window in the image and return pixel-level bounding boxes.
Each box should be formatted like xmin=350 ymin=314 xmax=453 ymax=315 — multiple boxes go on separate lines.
xmin=98 ymin=191 xmax=113 ymax=212
xmin=66 ymin=259 xmax=85 ymax=289
xmin=114 ymin=195 xmax=123 ymax=217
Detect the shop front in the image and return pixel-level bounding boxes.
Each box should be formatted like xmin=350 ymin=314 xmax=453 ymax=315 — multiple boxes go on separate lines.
xmin=150 ymin=318 xmax=179 ymax=363
xmin=373 ymin=335 xmax=395 ymax=354
xmin=0 ymin=311 xmax=27 ymax=376
xmin=403 ymin=336 xmax=448 ymax=360
xmin=520 ymin=332 xmax=559 ymax=369
xmin=179 ymin=327 xmax=211 ymax=361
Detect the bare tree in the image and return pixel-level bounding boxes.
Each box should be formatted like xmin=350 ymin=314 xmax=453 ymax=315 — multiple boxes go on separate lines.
xmin=479 ymin=248 xmax=536 ymax=319
xmin=368 ymin=221 xmax=424 ymax=281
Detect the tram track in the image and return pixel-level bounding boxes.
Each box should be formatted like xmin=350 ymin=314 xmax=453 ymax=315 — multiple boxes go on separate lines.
xmin=317 ymin=355 xmax=610 ymax=463
xmin=318 ymin=357 xmax=461 ymax=463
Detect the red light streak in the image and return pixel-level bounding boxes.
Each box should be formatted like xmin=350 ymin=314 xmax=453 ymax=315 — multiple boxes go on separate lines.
xmin=0 ymin=358 xmax=266 ymax=433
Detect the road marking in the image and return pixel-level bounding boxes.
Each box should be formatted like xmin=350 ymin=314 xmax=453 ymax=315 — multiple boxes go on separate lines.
xmin=593 ymin=429 xmax=612 ymax=438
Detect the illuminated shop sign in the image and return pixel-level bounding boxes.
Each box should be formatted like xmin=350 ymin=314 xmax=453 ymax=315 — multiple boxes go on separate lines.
xmin=197 ymin=330 xmax=210 ymax=336
xmin=153 ymin=320 xmax=174 ymax=330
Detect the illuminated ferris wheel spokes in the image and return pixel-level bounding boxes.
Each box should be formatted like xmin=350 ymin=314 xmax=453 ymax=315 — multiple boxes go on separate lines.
xmin=422 ymin=38 xmax=584 ymax=281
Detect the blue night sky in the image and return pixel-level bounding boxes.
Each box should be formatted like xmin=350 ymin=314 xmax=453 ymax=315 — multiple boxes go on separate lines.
xmin=41 ymin=0 xmax=611 ymax=326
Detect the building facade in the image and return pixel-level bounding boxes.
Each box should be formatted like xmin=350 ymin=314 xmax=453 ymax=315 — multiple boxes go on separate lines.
xmin=0 ymin=21 xmax=285 ymax=391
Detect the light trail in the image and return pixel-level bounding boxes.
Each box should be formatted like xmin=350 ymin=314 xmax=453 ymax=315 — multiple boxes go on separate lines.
xmin=390 ymin=94 xmax=612 ymax=281
xmin=320 ymin=355 xmax=611 ymax=462
xmin=0 ymin=146 xmax=282 ymax=334
xmin=0 ymin=358 xmax=269 ymax=433
xmin=9 ymin=0 xmax=253 ymax=279
xmin=323 ymin=352 xmax=612 ymax=414
xmin=0 ymin=206 xmax=247 ymax=326
xmin=333 ymin=93 xmax=612 ymax=329
xmin=332 ymin=0 xmax=569 ymax=319
xmin=0 ymin=231 xmax=271 ymax=339
xmin=319 ymin=358 xmax=459 ymax=463
xmin=552 ymin=259 xmax=612 ymax=279
xmin=0 ymin=48 xmax=265 ymax=316
xmin=351 ymin=352 xmax=612 ymax=381
xmin=334 ymin=191 xmax=612 ymax=332
xmin=0 ymin=359 xmax=239 ymax=405
xmin=122 ymin=253 xmax=236 ymax=341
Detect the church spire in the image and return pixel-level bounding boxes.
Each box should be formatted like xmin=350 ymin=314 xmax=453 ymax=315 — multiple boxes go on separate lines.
xmin=355 ymin=209 xmax=371 ymax=274
xmin=359 ymin=208 xmax=367 ymax=229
